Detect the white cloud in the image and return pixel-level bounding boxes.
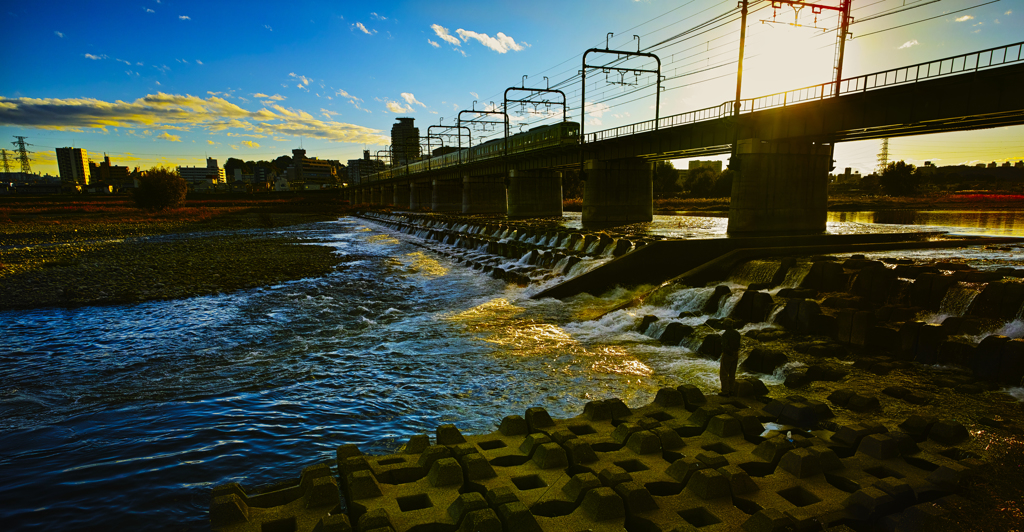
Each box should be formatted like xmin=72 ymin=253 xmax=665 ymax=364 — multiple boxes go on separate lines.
xmin=431 ymin=24 xmax=461 ymax=46
xmin=955 ymin=15 xmax=973 ymax=22
xmin=354 ymin=22 xmax=374 ymax=34
xmin=0 ymin=93 xmax=391 ymax=145
xmin=84 ymin=53 xmax=107 ymax=60
xmin=898 ymin=40 xmax=919 ymax=50
xmin=117 ymin=58 xmax=132 ymax=65
xmin=179 ymin=15 xmax=190 ymax=20
xmin=265 ymin=25 xmax=272 ymax=31
xmin=385 ymin=100 xmax=413 ymax=113
xmin=207 ymin=140 xmax=215 ymax=145
xmin=427 ymin=39 xmax=440 ymax=48
xmin=370 ymin=12 xmax=386 ymax=20
xmin=1006 ymin=10 xmax=1012 ymax=15
xmin=196 ymin=59 xmax=203 ymax=65
xmin=157 ymin=132 xmax=181 ymax=142
xmin=144 ymin=7 xmax=154 ymax=13
xmin=241 ymin=140 xmax=259 ymax=148
xmin=54 ymin=31 xmax=64 ymax=38
xmin=336 ymin=89 xmax=363 ymax=103
xmin=470 ymin=92 xmax=479 ymax=99
xmin=401 ymin=93 xmax=426 ymax=107
xmin=585 ymin=101 xmax=610 ymax=118
xmin=455 ymin=29 xmax=527 ymax=53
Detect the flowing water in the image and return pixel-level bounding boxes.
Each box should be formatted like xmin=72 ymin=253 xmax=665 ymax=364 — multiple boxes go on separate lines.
xmin=1 ymin=212 xmax=1022 ymax=530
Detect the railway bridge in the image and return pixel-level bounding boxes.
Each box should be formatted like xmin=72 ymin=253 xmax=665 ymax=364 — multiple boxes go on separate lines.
xmin=343 ymin=42 xmax=1024 ymax=234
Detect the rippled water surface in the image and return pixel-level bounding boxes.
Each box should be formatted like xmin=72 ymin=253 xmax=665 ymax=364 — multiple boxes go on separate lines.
xmin=2 ymin=212 xmax=1021 ymax=530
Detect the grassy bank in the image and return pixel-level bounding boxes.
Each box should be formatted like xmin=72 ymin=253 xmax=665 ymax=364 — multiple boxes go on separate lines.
xmin=0 ymin=194 xmax=359 ymax=310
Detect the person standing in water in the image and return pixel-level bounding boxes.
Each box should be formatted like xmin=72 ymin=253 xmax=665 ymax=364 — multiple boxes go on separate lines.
xmin=720 ymin=329 xmax=741 ymax=396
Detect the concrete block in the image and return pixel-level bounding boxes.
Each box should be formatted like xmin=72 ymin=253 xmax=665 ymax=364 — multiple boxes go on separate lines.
xmin=525 ymin=407 xmax=555 ymax=432
xmin=496 ymin=501 xmax=542 ymax=532
xmin=613 ymin=480 xmax=659 ymax=514
xmin=563 ymin=439 xmax=598 ymax=466
xmin=779 ymin=448 xmax=821 ymax=478
xmin=666 ymin=458 xmax=705 ymax=485
xmin=857 ymin=434 xmax=900 ymax=460
xmin=428 ymin=457 xmax=463 ymax=487
xmin=562 ymin=472 xmax=602 ymax=503
xmin=676 ymin=384 xmax=707 ymax=411
xmin=916 ymin=324 xmax=947 ymax=364
xmin=718 ymin=465 xmax=759 ymax=496
xmin=499 ymin=415 xmax=529 ymax=436
xmin=531 ymin=442 xmax=568 ymax=470
xmin=435 ymin=424 xmax=466 ymax=445
xmin=626 ymin=430 xmax=662 ymax=455
xmin=842 ymin=486 xmax=895 ymax=520
xmin=654 ymin=386 xmax=685 ymax=407
xmin=928 ymin=420 xmax=969 ymax=446
xmin=741 ymin=508 xmax=795 ymax=532
xmin=580 ymin=486 xmax=626 ymax=520
xmin=707 ymin=414 xmax=742 ymax=437
xmin=687 ymin=469 xmax=732 ymax=500
xmin=998 ymin=339 xmax=1024 ymax=387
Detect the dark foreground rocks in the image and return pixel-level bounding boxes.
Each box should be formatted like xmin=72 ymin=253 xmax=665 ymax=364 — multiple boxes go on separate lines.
xmin=211 ymin=389 xmax=992 ymax=532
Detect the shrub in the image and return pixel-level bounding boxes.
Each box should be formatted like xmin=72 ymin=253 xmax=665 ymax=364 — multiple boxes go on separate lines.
xmin=133 ymin=167 xmax=187 ymax=210
xmin=879 ymin=160 xmax=919 ymax=196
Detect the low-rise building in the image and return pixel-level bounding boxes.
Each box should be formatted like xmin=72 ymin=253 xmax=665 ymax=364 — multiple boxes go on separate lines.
xmin=179 ymin=158 xmax=226 ymax=188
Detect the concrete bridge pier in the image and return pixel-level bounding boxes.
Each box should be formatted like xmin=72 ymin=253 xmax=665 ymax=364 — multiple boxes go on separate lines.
xmin=462 ymin=175 xmax=507 ymax=214
xmin=381 ymin=184 xmax=395 ymax=206
xmin=432 ymin=178 xmax=462 ymax=212
xmin=727 ymin=138 xmax=831 ymax=235
xmin=582 ymin=158 xmax=653 ymax=224
xmin=507 ymin=169 xmax=563 ymax=218
xmin=394 ymin=182 xmax=411 ymax=209
xmin=410 ymin=181 xmax=432 ymax=210
xmin=370 ymin=186 xmax=382 ymax=205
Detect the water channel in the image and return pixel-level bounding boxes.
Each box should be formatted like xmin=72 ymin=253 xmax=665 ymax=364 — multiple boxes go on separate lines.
xmin=1 ymin=211 xmax=1021 ymax=530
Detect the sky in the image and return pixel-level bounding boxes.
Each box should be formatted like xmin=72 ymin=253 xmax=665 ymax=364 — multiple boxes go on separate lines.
xmin=1 ymin=0 xmax=1021 ymax=177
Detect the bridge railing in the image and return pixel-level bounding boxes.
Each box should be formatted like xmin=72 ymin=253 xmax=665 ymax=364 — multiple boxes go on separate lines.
xmin=586 ymin=41 xmax=1024 ymax=143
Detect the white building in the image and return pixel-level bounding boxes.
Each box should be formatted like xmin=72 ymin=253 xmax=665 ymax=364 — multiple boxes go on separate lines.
xmin=179 ymin=158 xmax=226 ymax=186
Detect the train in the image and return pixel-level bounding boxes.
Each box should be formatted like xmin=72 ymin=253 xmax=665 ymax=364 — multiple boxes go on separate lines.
xmin=371 ymin=121 xmax=580 ymax=181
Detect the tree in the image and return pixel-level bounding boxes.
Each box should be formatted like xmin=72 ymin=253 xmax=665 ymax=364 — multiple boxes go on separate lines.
xmin=879 ymin=160 xmax=919 ymax=196
xmin=653 ymin=161 xmax=682 ymax=198
xmin=133 ymin=167 xmax=187 ymax=210
xmin=223 ymin=157 xmax=250 ymax=181
xmin=685 ymin=166 xmax=718 ymax=198
xmin=710 ymin=169 xmax=734 ymax=197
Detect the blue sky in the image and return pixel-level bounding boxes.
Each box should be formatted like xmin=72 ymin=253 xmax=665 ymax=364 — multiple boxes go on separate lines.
xmin=1 ymin=0 xmax=1021 ymax=176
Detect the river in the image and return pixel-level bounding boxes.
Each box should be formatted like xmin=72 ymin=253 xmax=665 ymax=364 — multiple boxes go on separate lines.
xmin=1 ymin=211 xmax=1021 ymax=530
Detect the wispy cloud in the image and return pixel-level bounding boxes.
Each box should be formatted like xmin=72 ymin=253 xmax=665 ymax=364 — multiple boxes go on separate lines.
xmin=288 ymin=73 xmax=311 ymax=86
xmin=54 ymin=31 xmax=64 ymax=38
xmin=157 ymin=132 xmax=181 ymax=142
xmin=955 ymin=15 xmax=973 ymax=22
xmin=207 ymin=140 xmax=215 ymax=145
xmin=0 ymin=93 xmax=390 ymax=145
xmin=898 ymin=40 xmax=919 ymax=49
xmin=353 ymin=22 xmax=374 ymax=34
xmin=84 ymin=53 xmax=107 ymax=60
xmin=144 ymin=7 xmax=154 ymax=13
xmin=241 ymin=140 xmax=259 ymax=148
xmin=264 ymin=25 xmax=272 ymax=31
xmin=370 ymin=12 xmax=386 ymax=21
xmin=179 ymin=15 xmax=190 ymax=20
xmin=401 ymin=93 xmax=426 ymax=108
xmin=253 ymin=93 xmax=286 ymax=101
xmin=427 ymin=39 xmax=440 ymax=48
xmin=470 ymin=92 xmax=479 ymax=99
xmin=336 ymin=89 xmax=362 ymax=103
xmin=431 ymin=24 xmax=461 ymax=46
xmin=456 ymin=29 xmax=527 ymax=53
xmin=196 ymin=59 xmax=203 ymax=65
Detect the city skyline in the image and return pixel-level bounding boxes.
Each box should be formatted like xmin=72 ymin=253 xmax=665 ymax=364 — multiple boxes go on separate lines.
xmin=1 ymin=0 xmax=1021 ymax=176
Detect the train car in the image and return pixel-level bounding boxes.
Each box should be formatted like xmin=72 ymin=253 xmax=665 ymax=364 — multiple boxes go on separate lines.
xmin=366 ymin=121 xmax=580 ymax=180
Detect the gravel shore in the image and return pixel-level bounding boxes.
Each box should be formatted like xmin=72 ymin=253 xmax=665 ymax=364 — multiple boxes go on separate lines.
xmin=0 ymin=218 xmax=344 ymax=311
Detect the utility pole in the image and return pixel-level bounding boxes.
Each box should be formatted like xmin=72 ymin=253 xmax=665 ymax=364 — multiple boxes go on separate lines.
xmin=833 ymin=0 xmax=854 ymax=94
xmin=0 ymin=149 xmax=12 ymax=174
xmin=12 ymin=136 xmax=33 ymax=174
xmin=877 ymin=138 xmax=890 ymax=173
xmin=734 ymin=0 xmax=748 ymax=116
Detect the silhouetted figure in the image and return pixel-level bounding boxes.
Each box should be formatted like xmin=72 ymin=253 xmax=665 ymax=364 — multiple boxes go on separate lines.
xmin=719 ymin=329 xmax=741 ymax=396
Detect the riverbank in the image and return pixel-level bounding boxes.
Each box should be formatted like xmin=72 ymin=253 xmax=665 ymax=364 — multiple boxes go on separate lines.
xmin=0 ymin=194 xmax=355 ymax=310
xmin=642 ymin=192 xmax=1024 ymax=214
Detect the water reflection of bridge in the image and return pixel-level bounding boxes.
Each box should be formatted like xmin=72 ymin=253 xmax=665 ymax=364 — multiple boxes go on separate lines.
xmin=344 ymin=42 xmax=1024 ymax=235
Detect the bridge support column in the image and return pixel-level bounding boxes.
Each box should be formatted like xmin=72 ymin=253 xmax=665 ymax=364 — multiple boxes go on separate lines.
xmin=507 ymin=169 xmax=562 ymax=218
xmin=727 ymin=138 xmax=830 ymax=235
xmin=355 ymin=188 xmax=366 ymax=204
xmin=410 ymin=181 xmax=431 ymax=210
xmin=394 ymin=182 xmax=411 ymax=209
xmin=370 ymin=186 xmax=382 ymax=205
xmin=432 ymin=178 xmax=462 ymax=212
xmin=462 ymin=175 xmax=507 ymax=214
xmin=582 ymin=158 xmax=653 ymax=224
